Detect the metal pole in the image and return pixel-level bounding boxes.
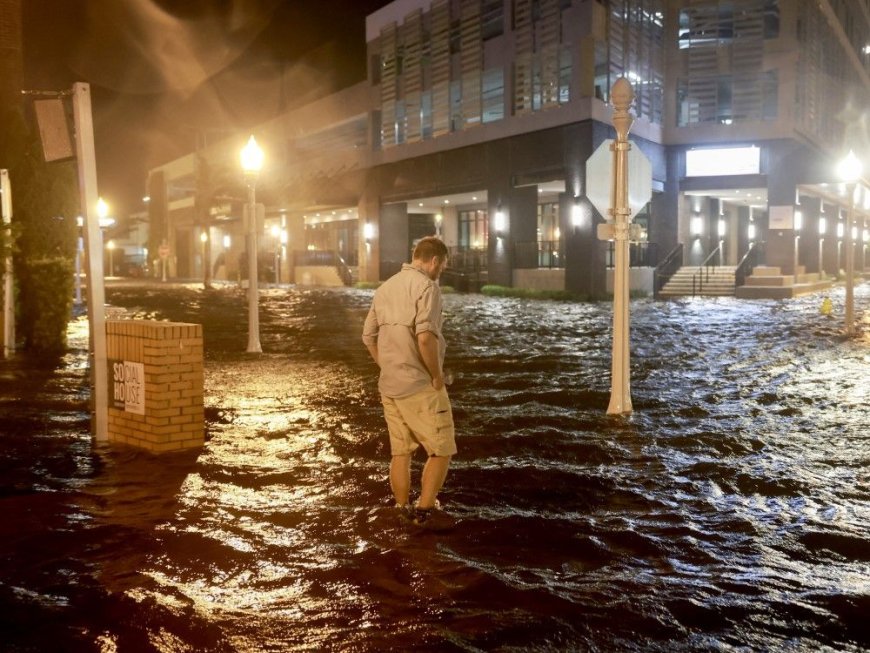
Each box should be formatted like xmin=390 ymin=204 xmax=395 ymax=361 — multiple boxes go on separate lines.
xmin=1 ymin=170 xmax=15 ymax=357
xmin=607 ymin=78 xmax=634 ymax=416
xmin=72 ymin=82 xmax=108 ymax=441
xmin=74 ymin=234 xmax=83 ymax=304
xmin=845 ymin=183 xmax=856 ymax=336
xmin=246 ymin=181 xmax=262 ymax=353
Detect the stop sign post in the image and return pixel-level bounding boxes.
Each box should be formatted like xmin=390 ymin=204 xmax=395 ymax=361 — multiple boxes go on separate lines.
xmin=584 ymin=79 xmax=651 ymax=417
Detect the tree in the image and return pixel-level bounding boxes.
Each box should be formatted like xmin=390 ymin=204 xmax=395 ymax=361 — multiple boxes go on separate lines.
xmin=0 ymin=105 xmax=78 ymax=354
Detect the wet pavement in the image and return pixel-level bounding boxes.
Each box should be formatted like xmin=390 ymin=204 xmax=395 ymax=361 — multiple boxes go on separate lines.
xmin=1 ymin=279 xmax=869 ymax=652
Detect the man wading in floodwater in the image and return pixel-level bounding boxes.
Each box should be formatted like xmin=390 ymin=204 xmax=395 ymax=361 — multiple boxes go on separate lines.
xmin=362 ymin=236 xmax=456 ymax=525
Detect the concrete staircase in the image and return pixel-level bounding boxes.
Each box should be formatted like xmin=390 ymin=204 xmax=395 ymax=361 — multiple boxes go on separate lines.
xmin=735 ymin=265 xmax=833 ymax=299
xmin=658 ymin=265 xmax=737 ymax=298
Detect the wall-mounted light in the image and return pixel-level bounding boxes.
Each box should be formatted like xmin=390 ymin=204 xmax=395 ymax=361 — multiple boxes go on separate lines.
xmin=690 ymin=214 xmax=703 ymax=237
xmin=837 ymin=222 xmax=845 ymax=239
xmin=494 ymin=208 xmax=506 ymax=235
xmin=794 ymin=210 xmax=802 ymax=231
xmin=223 ymin=235 xmax=231 ymax=248
xmin=200 ymin=232 xmax=208 ymax=243
xmin=571 ymin=203 xmax=582 ymax=228
xmin=363 ymin=222 xmax=375 ymax=242
xmin=748 ymin=222 xmax=756 ymax=241
xmin=280 ymin=229 xmax=288 ymax=245
xmin=717 ymin=218 xmax=727 ymax=237
xmin=818 ymin=216 xmax=827 ymax=235
xmin=852 ymin=226 xmax=859 ymax=240
xmin=864 ymin=228 xmax=869 ymax=243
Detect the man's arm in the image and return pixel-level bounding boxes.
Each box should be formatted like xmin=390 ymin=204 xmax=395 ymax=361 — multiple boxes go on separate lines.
xmin=365 ymin=342 xmax=379 ymax=366
xmin=362 ymin=305 xmax=380 ymax=366
xmin=417 ymin=331 xmax=443 ymax=390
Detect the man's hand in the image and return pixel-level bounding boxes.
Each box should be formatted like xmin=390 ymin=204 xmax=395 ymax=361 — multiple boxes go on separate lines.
xmin=417 ymin=331 xmax=443 ymax=390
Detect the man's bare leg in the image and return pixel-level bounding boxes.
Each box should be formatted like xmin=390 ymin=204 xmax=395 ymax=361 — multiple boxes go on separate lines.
xmin=417 ymin=455 xmax=451 ymax=509
xmin=390 ymin=454 xmax=412 ymax=506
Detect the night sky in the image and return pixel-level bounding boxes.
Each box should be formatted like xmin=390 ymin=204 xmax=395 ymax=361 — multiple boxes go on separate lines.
xmin=22 ymin=0 xmax=391 ymax=218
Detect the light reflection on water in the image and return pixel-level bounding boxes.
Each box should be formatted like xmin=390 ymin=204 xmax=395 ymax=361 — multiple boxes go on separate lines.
xmin=0 ymin=282 xmax=868 ymax=651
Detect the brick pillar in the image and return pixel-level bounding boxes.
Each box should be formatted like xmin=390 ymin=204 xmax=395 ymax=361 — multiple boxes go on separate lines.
xmin=106 ymin=320 xmax=204 ymax=452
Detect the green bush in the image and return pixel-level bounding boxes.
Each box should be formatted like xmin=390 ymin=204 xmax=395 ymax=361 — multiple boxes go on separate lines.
xmin=17 ymin=257 xmax=74 ymax=353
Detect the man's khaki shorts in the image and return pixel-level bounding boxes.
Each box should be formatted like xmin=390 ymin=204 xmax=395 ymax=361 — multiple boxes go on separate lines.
xmin=382 ymin=385 xmax=456 ymax=457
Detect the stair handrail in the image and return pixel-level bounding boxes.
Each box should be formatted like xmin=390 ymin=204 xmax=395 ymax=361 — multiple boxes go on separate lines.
xmin=654 ymin=243 xmax=683 ymax=299
xmin=734 ymin=242 xmax=760 ymax=288
xmin=692 ymin=244 xmax=722 ymax=296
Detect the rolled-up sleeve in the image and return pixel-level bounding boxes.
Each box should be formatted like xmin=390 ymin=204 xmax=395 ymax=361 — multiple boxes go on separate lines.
xmin=414 ymin=285 xmax=441 ymax=337
xmin=362 ymin=304 xmax=379 ymax=346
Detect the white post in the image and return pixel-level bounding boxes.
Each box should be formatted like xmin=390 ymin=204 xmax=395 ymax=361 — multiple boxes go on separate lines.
xmin=246 ymin=185 xmax=262 ymax=352
xmin=845 ymin=183 xmax=856 ymax=336
xmin=72 ymin=83 xmax=108 ymax=441
xmin=74 ymin=230 xmax=83 ymax=304
xmin=240 ymin=135 xmax=263 ymax=353
xmin=607 ymin=78 xmax=634 ymax=416
xmin=1 ymin=170 xmax=15 ymax=358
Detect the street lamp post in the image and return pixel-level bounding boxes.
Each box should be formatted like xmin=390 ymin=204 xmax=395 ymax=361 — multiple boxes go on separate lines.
xmin=107 ymin=240 xmax=115 ymax=277
xmin=241 ymin=135 xmax=264 ymax=353
xmin=837 ymin=150 xmax=863 ymax=337
xmin=200 ymin=231 xmax=209 ymax=289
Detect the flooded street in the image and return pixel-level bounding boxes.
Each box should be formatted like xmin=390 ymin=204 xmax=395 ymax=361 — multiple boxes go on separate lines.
xmin=1 ymin=281 xmax=869 ymax=652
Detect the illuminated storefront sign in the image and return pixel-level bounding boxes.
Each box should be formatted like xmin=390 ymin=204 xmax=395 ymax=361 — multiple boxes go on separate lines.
xmin=686 ymin=146 xmax=761 ymax=177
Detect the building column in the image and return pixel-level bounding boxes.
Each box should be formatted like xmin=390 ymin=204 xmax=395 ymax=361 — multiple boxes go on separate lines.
xmin=357 ymin=193 xmax=380 ymax=283
xmin=379 ymin=202 xmax=410 ymax=279
xmin=798 ymin=196 xmax=821 ymax=275
xmin=766 ymin=150 xmax=802 ymax=274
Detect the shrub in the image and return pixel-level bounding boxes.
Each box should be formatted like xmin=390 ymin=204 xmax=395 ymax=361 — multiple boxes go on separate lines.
xmin=17 ymin=256 xmax=74 ymax=353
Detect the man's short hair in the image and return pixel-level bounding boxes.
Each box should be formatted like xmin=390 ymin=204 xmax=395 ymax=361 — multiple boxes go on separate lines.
xmin=413 ymin=236 xmax=448 ymax=263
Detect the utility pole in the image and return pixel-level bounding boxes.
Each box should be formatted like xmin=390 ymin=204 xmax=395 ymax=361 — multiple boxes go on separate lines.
xmin=72 ymin=82 xmax=108 ymax=440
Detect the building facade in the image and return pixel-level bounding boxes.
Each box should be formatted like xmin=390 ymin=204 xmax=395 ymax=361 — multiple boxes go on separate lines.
xmin=146 ymin=0 xmax=870 ymax=294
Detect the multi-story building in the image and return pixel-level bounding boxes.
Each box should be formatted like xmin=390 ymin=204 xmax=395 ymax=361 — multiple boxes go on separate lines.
xmin=146 ymin=0 xmax=870 ymax=295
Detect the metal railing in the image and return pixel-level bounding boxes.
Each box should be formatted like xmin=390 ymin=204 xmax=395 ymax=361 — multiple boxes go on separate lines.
xmin=735 ymin=241 xmax=762 ymax=289
xmin=692 ymin=244 xmax=723 ymax=296
xmin=605 ymin=241 xmax=659 ymax=269
xmin=514 ymin=240 xmax=565 ymax=269
xmin=654 ymin=243 xmax=683 ymax=299
xmin=296 ymin=250 xmax=353 ymax=286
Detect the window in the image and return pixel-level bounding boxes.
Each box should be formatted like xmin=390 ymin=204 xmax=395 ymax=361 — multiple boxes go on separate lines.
xmin=482 ymin=0 xmax=504 ymax=40
xmin=482 ymin=67 xmax=505 ymax=122
xmin=459 ymin=210 xmax=488 ymax=250
xmin=537 ymin=202 xmax=561 ymax=268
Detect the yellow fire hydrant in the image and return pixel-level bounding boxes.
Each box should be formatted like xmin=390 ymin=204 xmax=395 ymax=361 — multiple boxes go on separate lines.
xmin=820 ymin=296 xmax=833 ymax=316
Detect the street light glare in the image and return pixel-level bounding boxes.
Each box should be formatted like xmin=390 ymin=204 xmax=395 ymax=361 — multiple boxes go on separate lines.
xmin=836 ymin=150 xmax=863 ymax=182
xmin=240 ymin=135 xmax=264 ymax=174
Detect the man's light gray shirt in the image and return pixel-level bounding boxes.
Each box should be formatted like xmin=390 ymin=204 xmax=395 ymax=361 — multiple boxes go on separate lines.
xmin=362 ymin=264 xmax=446 ymax=398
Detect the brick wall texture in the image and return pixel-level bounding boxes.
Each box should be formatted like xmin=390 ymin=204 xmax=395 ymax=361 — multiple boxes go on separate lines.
xmin=106 ymin=320 xmax=204 ymax=452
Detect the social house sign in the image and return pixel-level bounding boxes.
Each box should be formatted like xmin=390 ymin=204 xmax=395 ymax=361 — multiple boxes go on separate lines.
xmin=108 ymin=359 xmax=145 ymax=415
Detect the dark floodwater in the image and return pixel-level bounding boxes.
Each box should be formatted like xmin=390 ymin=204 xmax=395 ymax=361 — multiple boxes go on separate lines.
xmin=1 ymin=280 xmax=869 ymax=652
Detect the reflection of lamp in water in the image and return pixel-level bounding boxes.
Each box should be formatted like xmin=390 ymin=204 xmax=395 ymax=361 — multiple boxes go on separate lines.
xmin=240 ymin=135 xmax=264 ymax=353
xmin=836 ymin=149 xmax=863 ymax=336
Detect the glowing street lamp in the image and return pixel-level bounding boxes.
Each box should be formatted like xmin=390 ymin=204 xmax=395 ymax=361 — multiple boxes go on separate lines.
xmin=240 ymin=135 xmax=263 ymax=353
xmin=836 ymin=150 xmax=863 ymax=336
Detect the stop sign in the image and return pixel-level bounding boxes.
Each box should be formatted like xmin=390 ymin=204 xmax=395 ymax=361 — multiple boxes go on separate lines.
xmin=585 ymin=139 xmax=652 ymax=221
